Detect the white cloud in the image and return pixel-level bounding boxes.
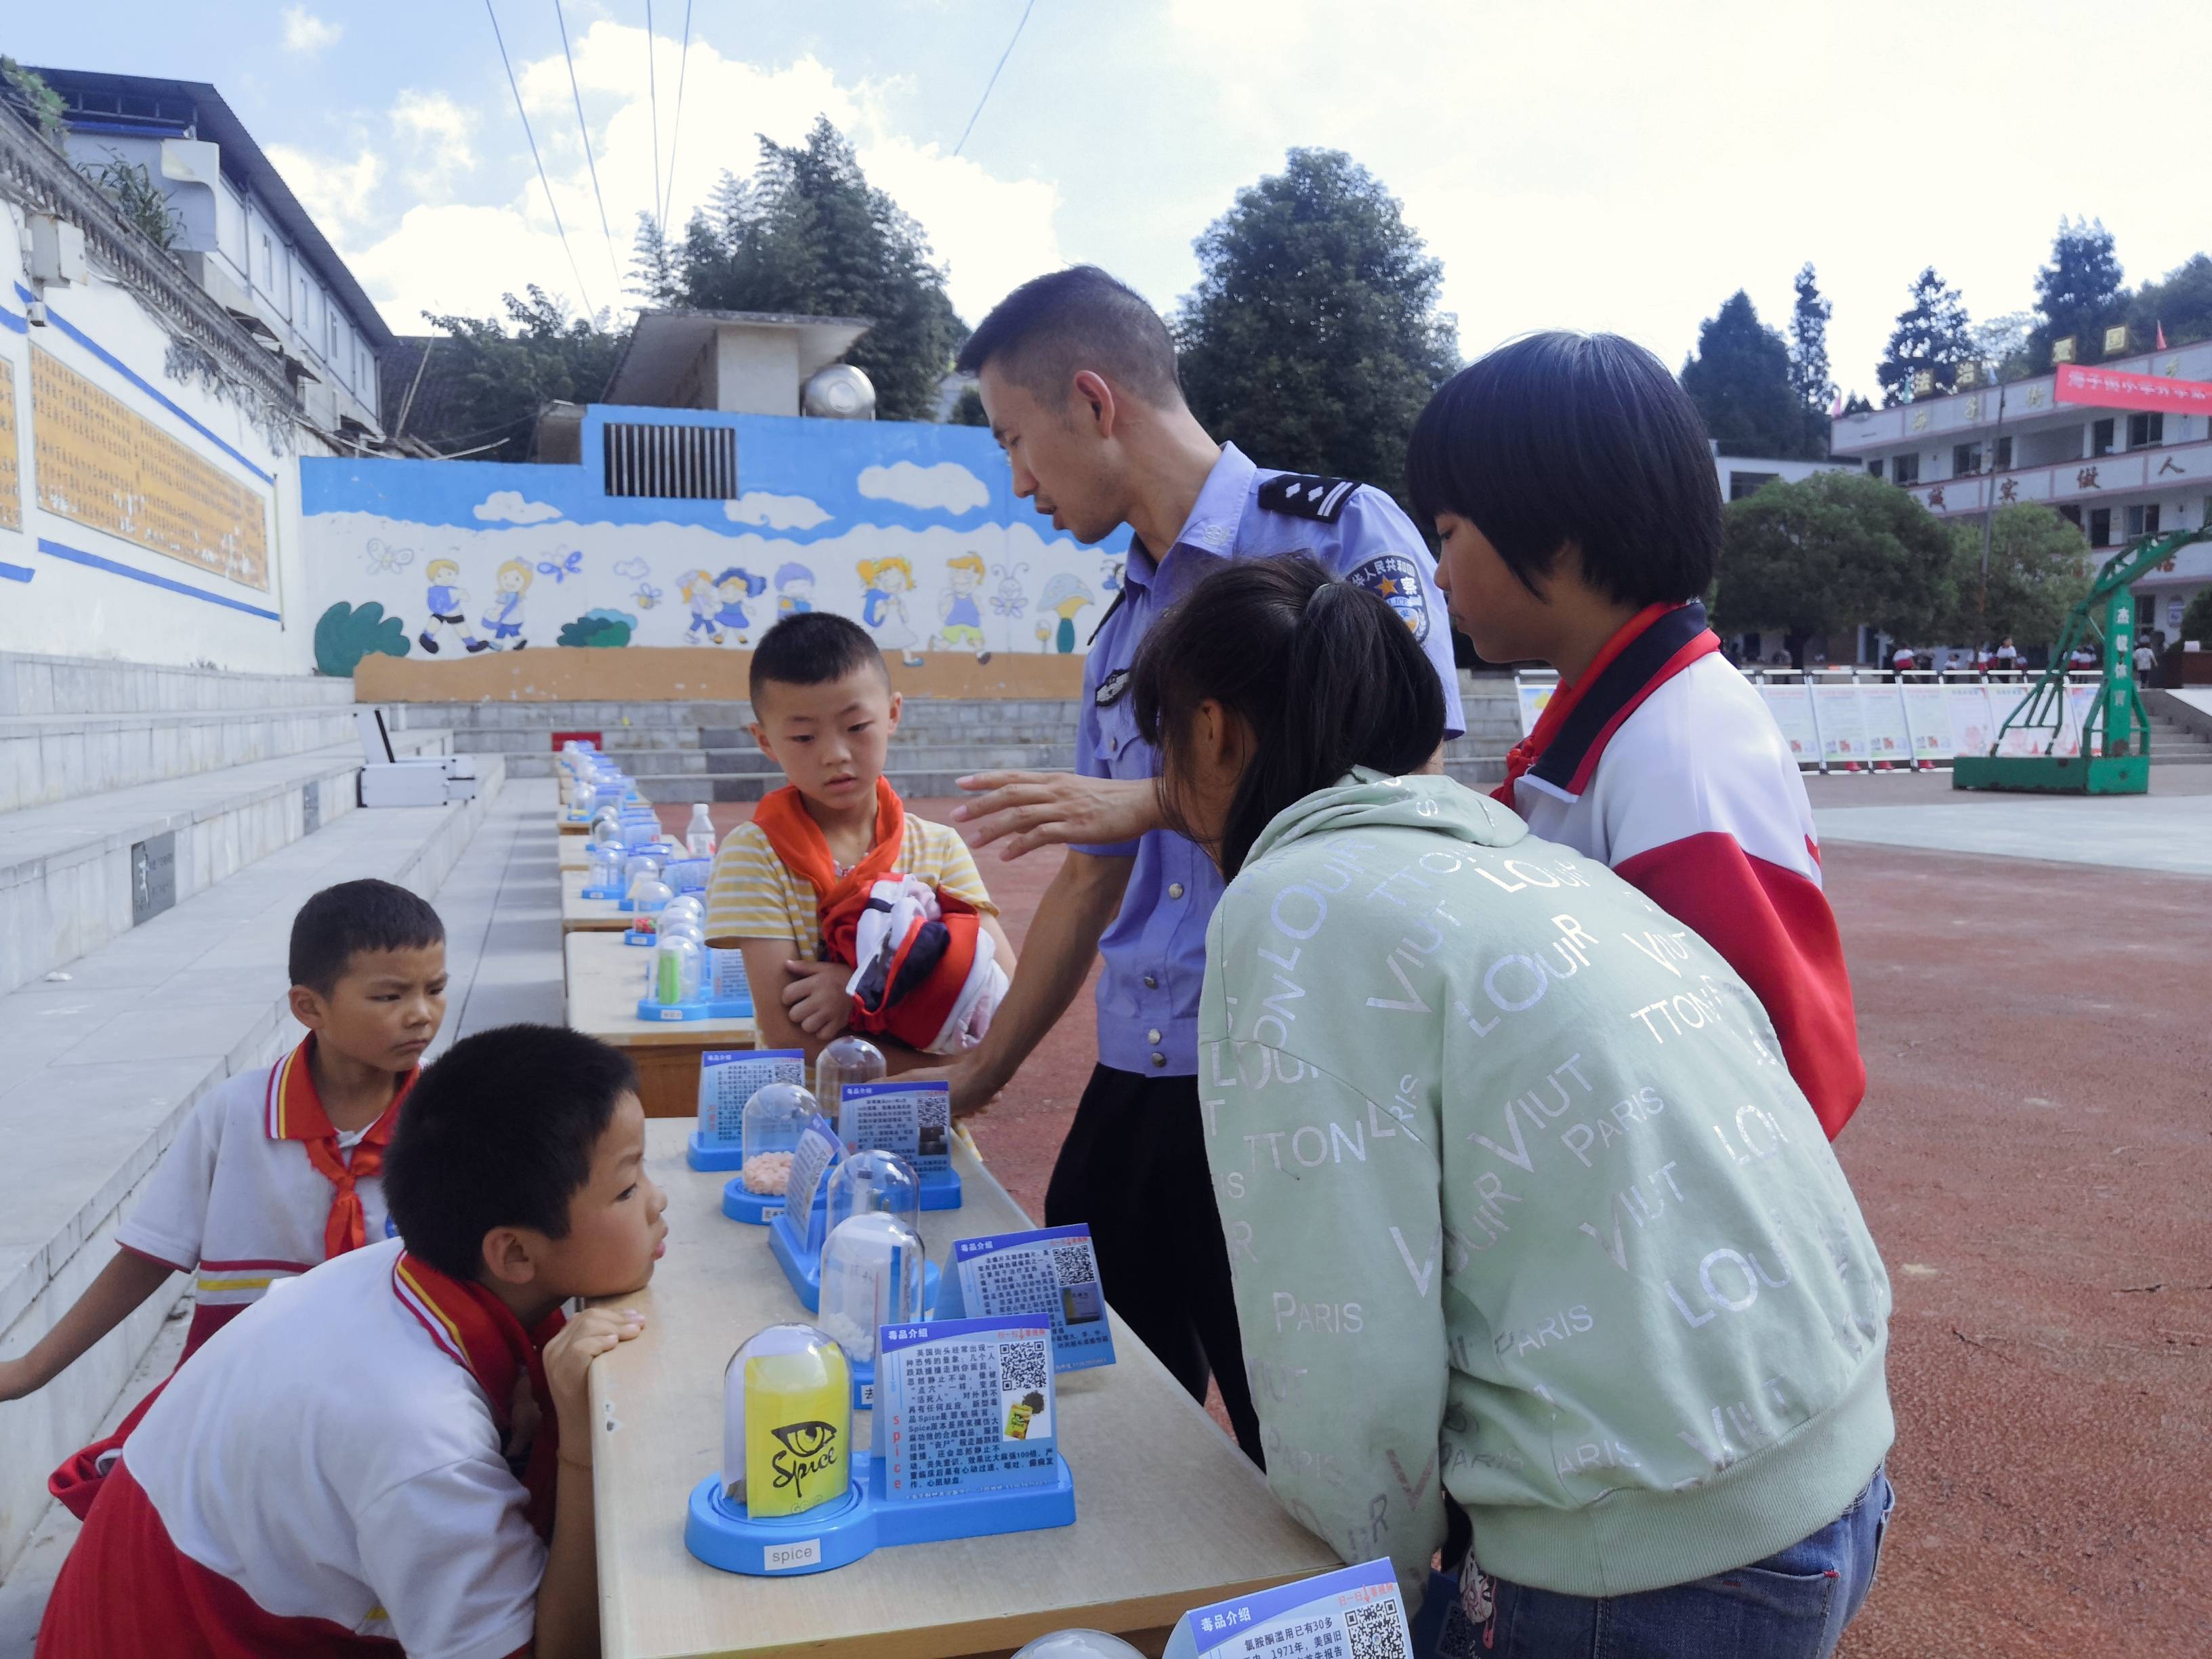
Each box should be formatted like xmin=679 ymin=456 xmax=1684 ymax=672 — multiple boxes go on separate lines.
xmin=393 ymin=90 xmax=480 ymax=184
xmin=264 ymin=144 xmax=382 ymax=236
xmin=473 ymin=490 xmax=564 ymax=524
xmin=726 ymin=491 xmax=831 ymax=531
xmin=858 ymin=461 xmax=990 ymax=516
xmin=282 ymin=6 xmax=342 ymax=54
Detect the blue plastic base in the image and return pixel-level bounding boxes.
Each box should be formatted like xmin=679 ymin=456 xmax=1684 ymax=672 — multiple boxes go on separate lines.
xmin=688 ymin=1133 xmax=745 ymax=1173
xmin=623 ymin=927 xmax=658 ymax=947
xmin=684 ymin=1448 xmax=1074 ymax=1576
xmin=634 ymin=994 xmax=757 ymax=1022
xmin=768 ymin=1209 xmax=940 ymax=1313
xmin=579 ymin=885 xmax=622 ymax=900
xmin=917 ymin=1166 xmax=962 ymax=1211
xmin=720 ymin=1181 xmax=793 ymax=1225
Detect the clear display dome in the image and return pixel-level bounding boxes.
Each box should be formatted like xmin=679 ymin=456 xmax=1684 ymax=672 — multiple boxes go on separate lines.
xmin=623 ymin=851 xmax=666 ymax=887
xmin=825 ymin=1148 xmax=921 ymax=1242
xmin=650 ymin=935 xmax=704 ymax=1006
xmin=663 ymin=892 xmax=706 ymax=925
xmin=626 ymin=877 xmax=674 ymax=927
xmin=656 ymin=914 xmax=705 ymax=949
xmin=722 ymin=1323 xmax=850 ymax=1515
xmin=817 ymin=1210 xmax=925 ymax=1365
xmin=816 ymin=1036 xmax=886 ymax=1143
xmin=588 ymin=808 xmax=624 ymax=848
xmin=736 ymin=1082 xmax=819 ymax=1196
xmin=585 ymin=842 xmax=624 ymax=890
xmin=1011 ymin=1634 xmax=1148 ymax=1659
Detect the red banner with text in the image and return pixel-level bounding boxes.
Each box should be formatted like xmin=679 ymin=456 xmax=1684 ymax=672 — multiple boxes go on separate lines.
xmin=2051 ymin=362 xmax=2212 ymax=415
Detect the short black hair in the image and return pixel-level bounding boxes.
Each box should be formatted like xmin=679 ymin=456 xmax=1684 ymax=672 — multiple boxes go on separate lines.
xmin=383 ymin=1024 xmax=637 ymax=1280
xmin=1405 ymin=331 xmax=1722 ymax=608
xmin=1133 ymin=554 xmax=1444 ymax=877
xmin=954 ymin=265 xmax=1182 ymax=411
xmin=749 ymin=611 xmax=889 ymax=705
xmin=288 ymin=879 xmax=446 ymax=996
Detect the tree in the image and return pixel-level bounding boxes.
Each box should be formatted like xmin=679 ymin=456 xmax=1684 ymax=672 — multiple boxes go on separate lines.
xmin=419 ymin=287 xmax=625 ymax=462
xmin=2028 ymin=217 xmax=2127 ymax=371
xmin=1945 ymin=505 xmax=2092 ymax=648
xmin=1841 ymin=391 xmax=1874 ymax=416
xmin=2179 ymin=587 xmax=2212 ymax=648
xmin=1877 ymin=268 xmax=1974 ymax=406
xmin=1681 ymin=291 xmax=1813 ymax=459
xmin=1787 ymin=263 xmax=1834 ymax=450
xmin=948 ymin=383 xmax=988 ymax=426
xmin=1967 ymin=312 xmax=2033 ymax=383
xmin=2127 ymin=253 xmax=2212 ymax=352
xmin=1173 ymin=148 xmax=1458 ymax=504
xmin=1711 ymin=470 xmax=1955 ymax=661
xmin=636 ymin=118 xmax=963 ymax=423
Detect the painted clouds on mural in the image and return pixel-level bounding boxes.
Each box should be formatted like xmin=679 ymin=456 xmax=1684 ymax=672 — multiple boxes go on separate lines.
xmin=725 ymin=490 xmax=832 ymax=530
xmin=858 ymin=460 xmax=990 ymax=516
xmin=472 ymin=489 xmax=564 ymax=524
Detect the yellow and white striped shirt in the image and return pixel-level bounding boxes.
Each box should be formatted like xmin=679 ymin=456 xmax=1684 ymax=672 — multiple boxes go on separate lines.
xmin=705 ymin=813 xmax=997 ymax=958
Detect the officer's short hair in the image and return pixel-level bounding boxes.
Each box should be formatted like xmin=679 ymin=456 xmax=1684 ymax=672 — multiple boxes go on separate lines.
xmin=1406 ymin=331 xmax=1721 ymax=608
xmin=956 ymin=266 xmax=1183 ymax=413
xmin=749 ymin=612 xmax=888 ymax=707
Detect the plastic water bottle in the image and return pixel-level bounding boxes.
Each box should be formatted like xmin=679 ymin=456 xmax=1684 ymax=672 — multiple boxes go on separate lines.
xmin=686 ymin=803 xmax=717 ymax=859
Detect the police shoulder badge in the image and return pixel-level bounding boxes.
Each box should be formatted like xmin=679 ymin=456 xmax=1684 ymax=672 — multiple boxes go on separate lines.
xmin=1347 ymin=553 xmax=1432 ymax=644
xmin=1094 ymin=667 xmax=1132 ymax=707
xmin=1257 ymin=473 xmax=1360 ymax=524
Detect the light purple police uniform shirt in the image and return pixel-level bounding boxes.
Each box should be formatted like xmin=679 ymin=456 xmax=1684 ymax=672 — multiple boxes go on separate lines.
xmin=1074 ymin=442 xmax=1466 ymax=1076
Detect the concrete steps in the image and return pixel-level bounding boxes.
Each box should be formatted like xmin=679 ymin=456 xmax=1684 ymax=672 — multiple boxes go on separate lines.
xmin=2147 ymin=713 xmax=2212 ymax=765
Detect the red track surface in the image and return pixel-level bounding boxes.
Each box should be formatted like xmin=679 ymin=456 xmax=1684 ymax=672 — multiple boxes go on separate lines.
xmin=679 ymin=799 xmax=2211 ymax=1656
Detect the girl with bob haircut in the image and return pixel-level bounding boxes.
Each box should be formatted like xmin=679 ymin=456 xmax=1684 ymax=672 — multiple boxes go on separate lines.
xmin=1134 ymin=553 xmax=1894 ymax=1658
xmin=1406 ymin=332 xmax=1864 ymax=1140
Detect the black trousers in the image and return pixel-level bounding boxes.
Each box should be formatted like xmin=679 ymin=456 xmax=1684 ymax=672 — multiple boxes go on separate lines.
xmin=1044 ymin=1064 xmax=1264 ymax=1465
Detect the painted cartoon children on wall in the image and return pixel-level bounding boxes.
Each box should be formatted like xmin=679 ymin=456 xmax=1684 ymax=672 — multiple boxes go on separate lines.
xmin=713 ymin=567 xmax=769 ymax=646
xmin=932 ymin=553 xmax=991 ymax=663
xmin=858 ymin=555 xmax=925 ymax=667
xmin=679 ymin=569 xmax=719 ymax=644
xmin=774 ymin=562 xmax=816 ymax=617
xmin=477 ymin=559 xmax=533 ymax=651
xmin=417 ymin=559 xmax=482 ymax=655
xmin=1036 ymin=572 xmax=1095 ymax=654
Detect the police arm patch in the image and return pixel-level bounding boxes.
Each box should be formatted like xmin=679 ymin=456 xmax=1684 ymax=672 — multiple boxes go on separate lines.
xmin=1345 ymin=553 xmax=1433 ymax=644
xmin=1257 ymin=473 xmax=1360 ymax=524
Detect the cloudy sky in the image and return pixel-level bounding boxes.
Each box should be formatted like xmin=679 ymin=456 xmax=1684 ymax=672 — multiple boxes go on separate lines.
xmin=16 ymin=1 xmax=2212 ymax=396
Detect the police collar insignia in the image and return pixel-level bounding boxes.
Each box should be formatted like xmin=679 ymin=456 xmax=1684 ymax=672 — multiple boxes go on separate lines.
xmin=1346 ymin=553 xmax=1432 ymax=644
xmin=1095 ymin=668 xmax=1132 ymax=707
xmin=1257 ymin=473 xmax=1359 ymax=524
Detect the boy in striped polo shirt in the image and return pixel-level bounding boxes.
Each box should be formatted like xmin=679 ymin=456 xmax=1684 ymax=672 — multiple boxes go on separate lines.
xmin=0 ymin=880 xmax=447 ymax=1518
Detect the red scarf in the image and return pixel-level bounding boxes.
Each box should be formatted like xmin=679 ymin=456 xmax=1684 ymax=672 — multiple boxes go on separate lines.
xmin=265 ymin=1036 xmax=414 ymax=1260
xmin=392 ymin=1252 xmax=568 ymax=1538
xmin=1495 ymin=603 xmax=1692 ymax=805
xmin=749 ymin=778 xmax=908 ymax=965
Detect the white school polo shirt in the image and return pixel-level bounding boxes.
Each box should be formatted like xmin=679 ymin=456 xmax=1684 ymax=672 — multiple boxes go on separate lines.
xmin=117 ymin=1041 xmax=398 ymax=1352
xmin=117 ymin=1238 xmax=545 ymax=1659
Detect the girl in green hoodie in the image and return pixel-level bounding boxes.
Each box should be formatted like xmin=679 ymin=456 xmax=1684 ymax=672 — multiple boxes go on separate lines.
xmin=1131 ymin=555 xmax=1894 ymax=1659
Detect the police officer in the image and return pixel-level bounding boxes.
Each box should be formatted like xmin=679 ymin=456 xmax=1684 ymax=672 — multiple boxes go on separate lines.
xmin=932 ymin=267 xmax=1464 ymax=1463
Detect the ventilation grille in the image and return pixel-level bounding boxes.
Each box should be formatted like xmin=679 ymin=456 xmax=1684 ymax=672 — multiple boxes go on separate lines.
xmin=602 ymin=422 xmax=737 ymax=499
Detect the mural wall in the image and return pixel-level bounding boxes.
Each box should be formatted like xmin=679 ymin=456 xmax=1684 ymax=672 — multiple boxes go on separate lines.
xmin=301 ymin=408 xmax=1131 ymax=677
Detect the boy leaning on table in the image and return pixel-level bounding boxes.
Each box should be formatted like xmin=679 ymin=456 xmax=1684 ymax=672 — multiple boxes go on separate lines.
xmin=39 ymin=1024 xmax=667 ymax=1659
xmin=0 ymin=879 xmax=447 ymax=1521
xmin=705 ymin=611 xmax=1016 ymax=1064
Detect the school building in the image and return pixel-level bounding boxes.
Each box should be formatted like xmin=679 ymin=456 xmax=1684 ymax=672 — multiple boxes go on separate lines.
xmin=1828 ymin=338 xmax=2212 ymax=646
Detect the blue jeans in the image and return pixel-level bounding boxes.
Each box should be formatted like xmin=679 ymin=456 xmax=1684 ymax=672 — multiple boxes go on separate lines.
xmin=1416 ymin=1467 xmax=1894 ymax=1659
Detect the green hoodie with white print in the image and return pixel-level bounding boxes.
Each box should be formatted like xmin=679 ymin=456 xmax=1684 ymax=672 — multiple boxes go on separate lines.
xmin=1198 ymin=770 xmax=1891 ymax=1604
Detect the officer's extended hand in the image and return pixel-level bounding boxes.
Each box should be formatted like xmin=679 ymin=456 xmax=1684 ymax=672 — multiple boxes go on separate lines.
xmin=952 ymin=773 xmax=1162 ymax=860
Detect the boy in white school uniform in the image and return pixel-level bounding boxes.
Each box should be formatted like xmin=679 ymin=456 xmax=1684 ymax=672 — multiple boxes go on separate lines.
xmin=0 ymin=880 xmax=448 ymax=1520
xmin=39 ymin=1024 xmax=666 ymax=1659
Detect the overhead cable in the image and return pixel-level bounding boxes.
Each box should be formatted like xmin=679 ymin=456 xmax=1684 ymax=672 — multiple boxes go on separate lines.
xmin=485 ymin=0 xmax=598 ymax=319
xmin=953 ymin=0 xmax=1038 ymax=158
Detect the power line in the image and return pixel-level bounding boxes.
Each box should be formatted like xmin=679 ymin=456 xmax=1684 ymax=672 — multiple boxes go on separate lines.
xmin=646 ymin=0 xmax=663 ymax=238
xmin=485 ymin=0 xmax=598 ymax=319
xmin=659 ymin=0 xmax=694 ymax=235
xmin=554 ymin=0 xmax=621 ymax=289
xmin=953 ymin=0 xmax=1038 ymax=158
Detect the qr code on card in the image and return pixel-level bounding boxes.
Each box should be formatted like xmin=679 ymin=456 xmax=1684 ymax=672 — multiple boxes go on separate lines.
xmin=1047 ymin=1239 xmax=1098 ymax=1287
xmin=996 ymin=1337 xmax=1049 ymax=1395
xmin=1343 ymin=1603 xmax=1407 ymax=1659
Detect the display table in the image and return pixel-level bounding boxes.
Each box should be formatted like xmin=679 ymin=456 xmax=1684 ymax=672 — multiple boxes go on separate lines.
xmin=565 ymin=931 xmax=755 ymax=1117
xmin=560 ymin=836 xmax=589 ymax=872
xmin=587 ymin=1120 xmax=1338 ymax=1659
xmin=562 ymin=868 xmax=635 ymax=933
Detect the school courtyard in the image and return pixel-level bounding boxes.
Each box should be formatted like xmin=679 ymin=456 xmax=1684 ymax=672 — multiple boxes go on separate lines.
xmin=1 ymin=756 xmax=2205 ymax=1657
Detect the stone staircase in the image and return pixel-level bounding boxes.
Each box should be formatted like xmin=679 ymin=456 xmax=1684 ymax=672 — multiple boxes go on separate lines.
xmin=390 ymin=675 xmax=1526 ymax=802
xmin=2146 ymin=709 xmax=2212 ymax=765
xmin=0 ymin=654 xmax=507 ymax=1583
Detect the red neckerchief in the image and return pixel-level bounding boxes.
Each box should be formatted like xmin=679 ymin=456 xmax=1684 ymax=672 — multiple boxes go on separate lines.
xmin=749 ymin=778 xmax=908 ymax=965
xmin=265 ymin=1035 xmax=414 ymax=1259
xmin=392 ymin=1252 xmax=568 ymax=1539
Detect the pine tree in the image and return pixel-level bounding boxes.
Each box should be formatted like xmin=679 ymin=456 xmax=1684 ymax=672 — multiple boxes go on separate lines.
xmin=2029 ymin=217 xmax=2127 ymax=371
xmin=1787 ymin=263 xmax=1834 ymax=456
xmin=1680 ymin=291 xmax=1812 ymax=459
xmin=1877 ymin=268 xmax=1974 ymax=406
xmin=2127 ymin=253 xmax=2212 ymax=352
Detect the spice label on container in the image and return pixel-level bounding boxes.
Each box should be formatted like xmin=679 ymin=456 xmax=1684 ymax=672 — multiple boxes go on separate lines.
xmin=936 ymin=1223 xmax=1117 ymax=1372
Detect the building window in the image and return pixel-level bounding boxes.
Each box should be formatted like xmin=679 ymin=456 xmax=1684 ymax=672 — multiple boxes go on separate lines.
xmin=2127 ymin=412 xmax=2165 ymax=449
xmin=1866 ymin=457 xmax=1884 ymax=480
xmin=602 ymin=421 xmax=738 ymax=499
xmin=2058 ymin=504 xmax=2083 ymax=528
xmin=1994 ymin=435 xmax=2012 ymax=469
xmin=1729 ymin=471 xmax=1779 ymax=501
xmin=1892 ymin=453 xmax=1921 ymax=485
xmin=2125 ymin=503 xmax=2162 ymax=540
xmin=2090 ymin=507 xmax=2112 ymax=547
xmin=2091 ymin=418 xmax=2115 ymax=457
xmin=1953 ymin=442 xmax=1982 ymax=476
xmin=257 ymin=232 xmax=272 ymax=288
